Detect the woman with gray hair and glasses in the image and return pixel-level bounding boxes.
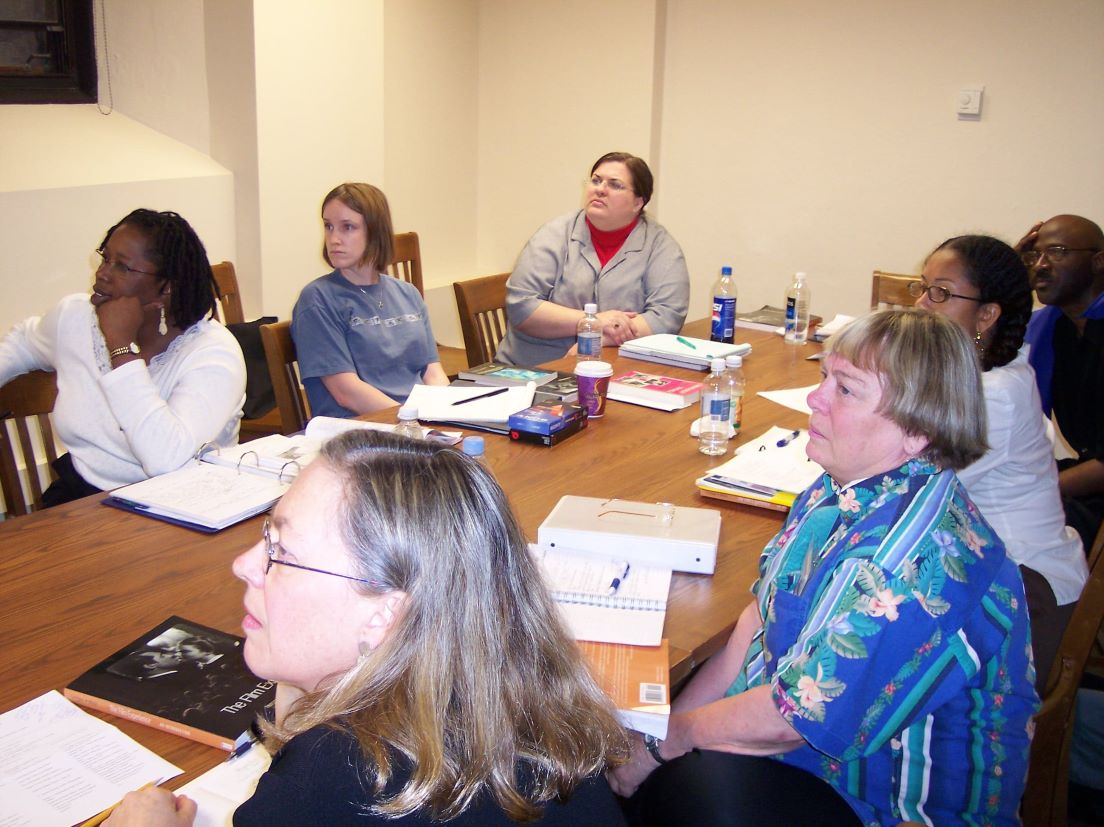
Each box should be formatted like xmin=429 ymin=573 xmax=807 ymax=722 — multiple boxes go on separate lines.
xmin=612 ymin=310 xmax=1038 ymax=827
xmin=107 ymin=430 xmax=628 ymax=826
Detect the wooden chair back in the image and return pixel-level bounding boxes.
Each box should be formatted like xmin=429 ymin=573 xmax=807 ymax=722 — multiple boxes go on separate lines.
xmin=0 ymin=371 xmax=60 ymax=518
xmin=871 ymin=271 xmax=920 ymax=310
xmin=260 ymin=321 xmax=310 ymax=435
xmin=211 ymin=261 xmax=245 ymax=325
xmin=453 ymin=273 xmax=510 ymax=367
xmin=1022 ymin=521 xmax=1104 ymax=826
xmin=388 ymin=232 xmax=424 ymax=297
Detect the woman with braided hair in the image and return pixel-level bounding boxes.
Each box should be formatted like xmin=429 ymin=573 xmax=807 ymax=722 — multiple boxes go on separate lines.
xmin=0 ymin=208 xmax=246 ymax=506
xmin=913 ymin=233 xmax=1087 ymax=689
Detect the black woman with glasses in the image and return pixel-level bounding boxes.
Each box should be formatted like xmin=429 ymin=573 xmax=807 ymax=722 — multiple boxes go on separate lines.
xmin=0 ymin=208 xmax=246 ymax=507
xmin=1020 ymin=214 xmax=1104 ymax=553
xmin=106 ymin=429 xmax=628 ymax=826
xmin=914 ymin=233 xmax=1087 ymax=690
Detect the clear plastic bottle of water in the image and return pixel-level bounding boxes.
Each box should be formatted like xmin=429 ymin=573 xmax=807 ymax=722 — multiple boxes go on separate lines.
xmin=724 ymin=354 xmax=745 ymax=437
xmin=784 ymin=272 xmax=811 ymax=344
xmin=698 ymin=357 xmax=730 ymax=456
xmin=394 ymin=405 xmax=423 ymax=440
xmin=576 ymin=303 xmax=602 ymax=361
xmin=461 ymin=435 xmax=487 ymax=465
xmin=710 ymin=266 xmax=737 ymax=344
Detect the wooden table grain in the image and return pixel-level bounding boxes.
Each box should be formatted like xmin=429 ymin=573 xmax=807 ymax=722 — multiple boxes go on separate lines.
xmin=0 ymin=322 xmax=822 ymax=785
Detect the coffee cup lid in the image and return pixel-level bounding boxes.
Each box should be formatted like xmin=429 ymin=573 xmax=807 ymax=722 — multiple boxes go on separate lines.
xmin=574 ymin=360 xmax=613 ymax=378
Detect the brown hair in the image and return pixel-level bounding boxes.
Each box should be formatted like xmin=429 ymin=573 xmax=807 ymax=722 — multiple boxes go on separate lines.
xmin=321 ymin=183 xmax=394 ymax=271
xmin=590 ymin=151 xmax=654 ymax=208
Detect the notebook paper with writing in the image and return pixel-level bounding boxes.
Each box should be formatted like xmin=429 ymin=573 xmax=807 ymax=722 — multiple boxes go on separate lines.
xmin=529 ymin=544 xmax=671 ymax=646
xmin=696 ymin=426 xmax=824 ymax=510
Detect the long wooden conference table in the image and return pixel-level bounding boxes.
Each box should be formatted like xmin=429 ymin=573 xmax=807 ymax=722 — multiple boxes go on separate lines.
xmin=0 ymin=321 xmax=822 ymax=787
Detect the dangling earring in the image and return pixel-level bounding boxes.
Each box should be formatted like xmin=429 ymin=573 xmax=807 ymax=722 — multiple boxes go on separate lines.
xmin=974 ymin=329 xmax=985 ymax=359
xmin=158 ymin=306 xmax=168 ymax=336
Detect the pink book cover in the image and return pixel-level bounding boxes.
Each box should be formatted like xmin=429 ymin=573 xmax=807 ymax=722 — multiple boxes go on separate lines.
xmin=610 ymin=371 xmax=702 ymax=398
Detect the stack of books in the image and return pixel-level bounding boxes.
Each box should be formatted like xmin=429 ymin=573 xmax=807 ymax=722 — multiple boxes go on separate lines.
xmin=508 ymin=399 xmax=587 ymax=446
xmin=456 ymin=361 xmax=579 ymax=403
xmin=619 ymin=334 xmax=751 ymax=371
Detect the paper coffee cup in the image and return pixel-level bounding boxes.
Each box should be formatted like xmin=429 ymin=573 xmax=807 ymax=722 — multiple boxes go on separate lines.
xmin=574 ymin=360 xmax=613 ymax=418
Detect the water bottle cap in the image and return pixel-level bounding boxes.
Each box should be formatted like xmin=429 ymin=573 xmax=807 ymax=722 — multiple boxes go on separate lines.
xmin=583 ymin=302 xmax=598 ymax=314
xmin=462 ymin=436 xmax=485 ymax=457
xmin=721 ymin=266 xmax=732 ymax=276
xmin=398 ymin=405 xmax=418 ymax=421
xmin=795 ymin=271 xmax=807 ymax=282
xmin=725 ymin=354 xmax=743 ymax=368
xmin=710 ymin=357 xmax=726 ymax=373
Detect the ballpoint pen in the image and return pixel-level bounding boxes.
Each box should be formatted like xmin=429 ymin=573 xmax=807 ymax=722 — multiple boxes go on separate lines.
xmin=776 ymin=429 xmax=801 ymax=447
xmin=675 ymin=336 xmax=697 ymax=350
xmin=607 ymin=561 xmax=631 ymax=595
xmin=451 ymin=387 xmax=509 ymax=406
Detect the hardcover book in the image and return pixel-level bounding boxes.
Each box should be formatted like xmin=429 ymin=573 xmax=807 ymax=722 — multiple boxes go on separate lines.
xmin=64 ymin=616 xmax=274 ymax=752
xmin=608 ymin=370 xmax=703 ymax=411
xmin=533 ymin=372 xmax=579 ymax=403
xmin=458 ymin=361 xmax=557 ymax=387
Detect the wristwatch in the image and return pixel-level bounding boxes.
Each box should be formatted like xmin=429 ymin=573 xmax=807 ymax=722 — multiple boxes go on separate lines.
xmin=643 ymin=733 xmax=668 ymax=765
xmin=108 ymin=342 xmax=141 ymax=361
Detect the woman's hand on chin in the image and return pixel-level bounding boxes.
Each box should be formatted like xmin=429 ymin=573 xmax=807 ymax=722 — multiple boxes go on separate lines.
xmin=104 ymin=786 xmax=196 ymax=827
xmin=94 ymin=295 xmax=154 ymax=347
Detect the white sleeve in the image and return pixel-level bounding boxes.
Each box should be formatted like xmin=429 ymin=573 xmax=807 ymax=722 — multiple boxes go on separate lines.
xmin=98 ymin=331 xmax=246 ymax=477
xmin=0 ymin=306 xmax=60 ymax=387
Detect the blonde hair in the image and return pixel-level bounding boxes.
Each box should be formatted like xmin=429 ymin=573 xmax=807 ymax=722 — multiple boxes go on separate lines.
xmin=266 ymin=430 xmax=627 ymax=820
xmin=321 ymin=182 xmax=394 ymax=271
xmin=828 ymin=309 xmax=987 ymax=470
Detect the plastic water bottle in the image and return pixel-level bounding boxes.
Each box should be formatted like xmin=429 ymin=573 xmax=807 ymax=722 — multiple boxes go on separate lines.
xmin=784 ymin=272 xmax=811 ymax=344
xmin=724 ymin=354 xmax=745 ymax=436
xmin=576 ymin=303 xmax=602 ymax=361
xmin=462 ymin=435 xmax=487 ymax=465
xmin=394 ymin=405 xmax=423 ymax=440
xmin=698 ymin=358 xmax=730 ymax=456
xmin=710 ymin=266 xmax=737 ymax=344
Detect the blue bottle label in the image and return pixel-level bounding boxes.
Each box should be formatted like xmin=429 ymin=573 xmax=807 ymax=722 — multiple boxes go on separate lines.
xmin=577 ymin=332 xmax=601 ymax=355
xmin=711 ymin=297 xmax=736 ymax=343
xmin=701 ymin=393 xmax=730 ymax=421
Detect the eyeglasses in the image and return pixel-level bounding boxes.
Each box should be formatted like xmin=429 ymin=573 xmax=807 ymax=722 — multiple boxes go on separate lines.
xmin=95 ymin=249 xmax=157 ymax=278
xmin=588 ymin=175 xmax=630 ymax=193
xmin=262 ymin=517 xmax=378 ymax=586
xmin=907 ymin=280 xmax=984 ymax=304
xmin=1021 ymin=246 xmax=1100 ymax=267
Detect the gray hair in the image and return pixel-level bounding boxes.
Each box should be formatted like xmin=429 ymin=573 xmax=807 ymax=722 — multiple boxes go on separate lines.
xmin=827 ymin=309 xmax=987 ymax=470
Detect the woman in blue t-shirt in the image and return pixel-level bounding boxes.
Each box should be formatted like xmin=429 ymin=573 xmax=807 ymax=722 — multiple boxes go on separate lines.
xmin=291 ymin=183 xmax=449 ymax=418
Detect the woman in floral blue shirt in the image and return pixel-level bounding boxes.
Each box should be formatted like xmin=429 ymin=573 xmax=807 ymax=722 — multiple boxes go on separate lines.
xmin=612 ymin=310 xmax=1039 ymax=826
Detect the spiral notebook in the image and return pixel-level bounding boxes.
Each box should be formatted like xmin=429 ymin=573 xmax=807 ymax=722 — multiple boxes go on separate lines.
xmin=529 ymin=544 xmax=671 ymax=646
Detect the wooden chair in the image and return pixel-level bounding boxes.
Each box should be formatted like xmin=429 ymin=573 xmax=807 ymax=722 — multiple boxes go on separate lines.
xmin=871 ymin=271 xmax=920 ymax=309
xmin=0 ymin=371 xmax=59 ymax=518
xmin=211 ymin=260 xmax=245 ymax=325
xmin=210 ymin=261 xmax=283 ymax=439
xmin=1022 ymin=520 xmax=1104 ymax=826
xmin=260 ymin=321 xmax=310 ymax=435
xmin=453 ymin=272 xmax=510 ymax=366
xmin=388 ymin=232 xmax=424 ymax=297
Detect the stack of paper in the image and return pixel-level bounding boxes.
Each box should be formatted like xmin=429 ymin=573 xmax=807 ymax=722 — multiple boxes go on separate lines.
xmin=619 ymin=334 xmax=751 ymax=371
xmin=697 ymin=426 xmax=824 ymax=510
xmin=404 ymin=383 xmax=536 ymax=425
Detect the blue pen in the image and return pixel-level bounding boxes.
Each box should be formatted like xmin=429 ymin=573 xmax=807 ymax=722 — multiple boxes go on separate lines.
xmin=113 ymin=497 xmax=150 ymax=511
xmin=776 ymin=429 xmax=801 ymax=447
xmin=607 ymin=562 xmax=631 ymax=595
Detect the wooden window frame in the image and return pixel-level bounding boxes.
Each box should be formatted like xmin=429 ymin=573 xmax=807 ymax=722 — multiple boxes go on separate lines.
xmin=0 ymin=0 xmax=97 ymax=104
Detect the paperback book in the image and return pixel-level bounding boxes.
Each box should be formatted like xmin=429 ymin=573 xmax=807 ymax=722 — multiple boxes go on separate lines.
xmin=734 ymin=305 xmax=823 ymax=333
xmin=608 ymin=370 xmax=702 ymax=411
xmin=578 ymin=639 xmax=670 ymax=739
xmin=457 ymin=361 xmax=558 ymax=387
xmin=64 ymin=616 xmax=274 ymax=752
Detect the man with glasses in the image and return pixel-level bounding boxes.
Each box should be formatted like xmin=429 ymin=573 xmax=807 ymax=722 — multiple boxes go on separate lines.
xmin=1021 ymin=214 xmax=1104 ymax=548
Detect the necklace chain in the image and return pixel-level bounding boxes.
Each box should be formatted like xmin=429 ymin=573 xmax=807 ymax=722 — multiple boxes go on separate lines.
xmin=359 ymin=286 xmax=384 ymax=310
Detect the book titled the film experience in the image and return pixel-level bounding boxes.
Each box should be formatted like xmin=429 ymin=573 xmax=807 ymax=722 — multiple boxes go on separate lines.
xmin=65 ymin=616 xmax=273 ymax=751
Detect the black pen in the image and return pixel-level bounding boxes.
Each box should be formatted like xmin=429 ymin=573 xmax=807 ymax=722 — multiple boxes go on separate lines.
xmin=452 ymin=387 xmax=509 ymax=406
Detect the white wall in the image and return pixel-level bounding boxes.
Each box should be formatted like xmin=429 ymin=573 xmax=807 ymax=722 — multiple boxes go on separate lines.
xmin=658 ymin=0 xmax=1104 ymax=322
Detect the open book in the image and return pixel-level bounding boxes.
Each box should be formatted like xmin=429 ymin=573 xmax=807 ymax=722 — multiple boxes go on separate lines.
xmin=530 ymin=544 xmax=671 ymax=646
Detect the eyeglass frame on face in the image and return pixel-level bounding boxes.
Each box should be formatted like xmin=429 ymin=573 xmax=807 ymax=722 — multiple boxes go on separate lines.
xmin=588 ymin=174 xmax=631 ymax=193
xmin=95 ymin=248 xmax=158 ymax=278
xmin=1020 ymin=246 xmax=1101 ymax=267
xmin=908 ymin=279 xmax=984 ymax=304
xmin=262 ymin=516 xmax=378 ymax=587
